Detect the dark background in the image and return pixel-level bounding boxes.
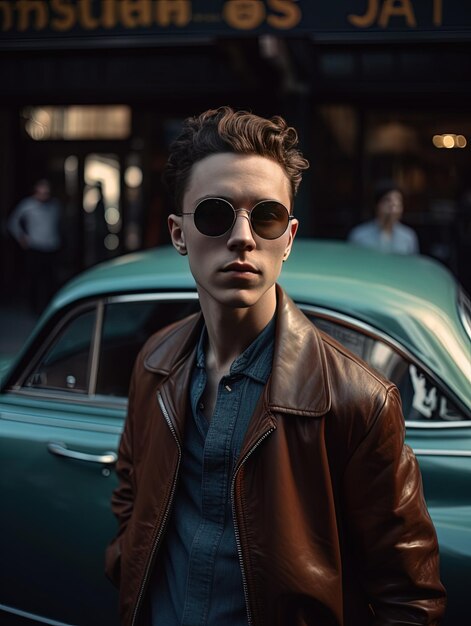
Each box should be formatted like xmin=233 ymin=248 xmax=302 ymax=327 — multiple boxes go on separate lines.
xmin=1 ymin=0 xmax=470 ymax=308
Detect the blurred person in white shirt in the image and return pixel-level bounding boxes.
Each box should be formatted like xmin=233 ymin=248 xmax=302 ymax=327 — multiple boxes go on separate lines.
xmin=348 ymin=180 xmax=419 ymax=255
xmin=8 ymin=179 xmax=62 ymax=313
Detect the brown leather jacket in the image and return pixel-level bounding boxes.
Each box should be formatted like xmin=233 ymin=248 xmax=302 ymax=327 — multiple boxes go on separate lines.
xmin=105 ymin=287 xmax=446 ymax=626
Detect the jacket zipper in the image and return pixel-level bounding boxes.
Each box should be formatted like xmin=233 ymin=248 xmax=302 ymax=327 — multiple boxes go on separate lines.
xmin=231 ymin=423 xmax=276 ymax=626
xmin=131 ymin=391 xmax=182 ymax=626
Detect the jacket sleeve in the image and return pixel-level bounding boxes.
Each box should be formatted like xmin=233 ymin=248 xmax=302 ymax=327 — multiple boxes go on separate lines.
xmin=104 ymin=368 xmax=137 ymax=588
xmin=343 ymin=385 xmax=446 ymax=625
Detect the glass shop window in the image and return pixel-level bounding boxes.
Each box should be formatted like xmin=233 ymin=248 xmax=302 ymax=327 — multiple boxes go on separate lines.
xmin=22 ymin=106 xmax=131 ymax=141
xmin=25 ymin=308 xmax=96 ymax=393
xmin=308 ymin=314 xmax=468 ymax=423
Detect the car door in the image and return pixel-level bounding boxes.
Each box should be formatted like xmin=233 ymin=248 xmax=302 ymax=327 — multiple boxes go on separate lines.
xmin=0 ymin=293 xmax=199 ymax=626
xmin=303 ymin=305 xmax=471 ymax=626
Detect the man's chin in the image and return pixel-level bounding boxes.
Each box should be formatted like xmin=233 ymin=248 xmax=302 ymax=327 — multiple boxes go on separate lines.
xmin=217 ymin=291 xmax=258 ymax=309
xmin=197 ymin=285 xmax=264 ymax=310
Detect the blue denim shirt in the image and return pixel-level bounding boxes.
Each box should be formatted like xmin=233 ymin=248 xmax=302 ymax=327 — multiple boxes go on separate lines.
xmin=150 ymin=317 xmax=275 ymax=626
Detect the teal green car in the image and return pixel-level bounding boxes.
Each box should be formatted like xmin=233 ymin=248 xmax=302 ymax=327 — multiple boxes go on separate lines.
xmin=0 ymin=240 xmax=470 ymax=626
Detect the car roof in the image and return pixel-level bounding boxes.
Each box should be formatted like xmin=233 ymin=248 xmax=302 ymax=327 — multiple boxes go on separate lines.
xmin=45 ymin=240 xmax=471 ymax=407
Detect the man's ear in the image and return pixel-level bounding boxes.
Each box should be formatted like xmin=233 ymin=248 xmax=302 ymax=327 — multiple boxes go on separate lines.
xmin=283 ymin=218 xmax=299 ymax=262
xmin=168 ymin=214 xmax=187 ymax=256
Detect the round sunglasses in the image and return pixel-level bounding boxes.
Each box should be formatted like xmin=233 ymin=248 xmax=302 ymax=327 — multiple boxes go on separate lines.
xmin=180 ymin=197 xmax=294 ymax=240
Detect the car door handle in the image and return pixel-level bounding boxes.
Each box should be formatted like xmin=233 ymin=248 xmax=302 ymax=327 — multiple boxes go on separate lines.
xmin=47 ymin=442 xmax=117 ymax=465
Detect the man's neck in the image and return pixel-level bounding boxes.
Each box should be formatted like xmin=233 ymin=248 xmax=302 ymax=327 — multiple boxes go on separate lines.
xmin=199 ymin=288 xmax=276 ymax=376
xmin=376 ymin=217 xmax=395 ymax=235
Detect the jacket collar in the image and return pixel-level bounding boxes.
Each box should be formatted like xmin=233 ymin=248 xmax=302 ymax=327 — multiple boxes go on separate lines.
xmin=144 ymin=285 xmax=331 ymax=418
xmin=269 ymin=284 xmax=331 ymax=416
xmin=144 ymin=312 xmax=203 ymax=375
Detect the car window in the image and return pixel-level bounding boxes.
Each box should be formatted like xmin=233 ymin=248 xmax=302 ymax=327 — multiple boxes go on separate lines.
xmin=309 ymin=314 xmax=468 ymax=423
xmin=95 ymin=298 xmax=200 ymax=397
xmin=18 ymin=297 xmax=200 ymax=400
xmin=24 ymin=308 xmax=96 ymax=393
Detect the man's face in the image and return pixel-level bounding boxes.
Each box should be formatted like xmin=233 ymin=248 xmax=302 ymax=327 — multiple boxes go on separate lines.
xmin=376 ymin=190 xmax=403 ymax=227
xmin=34 ymin=183 xmax=51 ymax=202
xmin=169 ymin=153 xmax=298 ymax=311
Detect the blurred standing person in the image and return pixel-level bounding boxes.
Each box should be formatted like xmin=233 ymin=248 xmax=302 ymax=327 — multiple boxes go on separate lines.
xmin=8 ymin=179 xmax=62 ymax=313
xmin=92 ymin=182 xmax=109 ymax=264
xmin=348 ymin=180 xmax=419 ymax=254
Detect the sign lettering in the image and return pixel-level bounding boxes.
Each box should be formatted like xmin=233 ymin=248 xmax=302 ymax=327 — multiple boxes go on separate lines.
xmin=50 ymin=0 xmax=75 ymax=30
xmin=223 ymin=0 xmax=266 ymax=30
xmin=378 ymin=0 xmax=416 ymax=28
xmin=348 ymin=0 xmax=378 ymax=27
xmin=0 ymin=0 xmax=462 ymax=44
xmin=433 ymin=0 xmax=442 ymax=25
xmin=348 ymin=0 xmax=442 ymax=29
xmin=78 ymin=0 xmax=99 ymax=30
xmin=119 ymin=0 xmax=153 ymax=29
xmin=17 ymin=0 xmax=47 ymax=31
xmin=156 ymin=0 xmax=191 ymax=27
xmin=267 ymin=0 xmax=301 ymax=29
xmin=1 ymin=0 xmax=194 ymax=31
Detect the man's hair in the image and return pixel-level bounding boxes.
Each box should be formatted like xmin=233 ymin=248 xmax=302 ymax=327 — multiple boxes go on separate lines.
xmin=34 ymin=179 xmax=50 ymax=190
xmin=374 ymin=179 xmax=402 ymax=205
xmin=163 ymin=106 xmax=309 ymax=211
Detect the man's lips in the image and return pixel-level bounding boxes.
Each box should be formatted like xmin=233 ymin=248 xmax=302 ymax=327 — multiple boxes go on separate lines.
xmin=221 ymin=262 xmax=260 ymax=273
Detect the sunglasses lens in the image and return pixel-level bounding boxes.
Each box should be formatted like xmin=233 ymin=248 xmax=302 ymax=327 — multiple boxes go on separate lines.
xmin=194 ymin=199 xmax=234 ymax=236
xmin=251 ymin=202 xmax=289 ymax=239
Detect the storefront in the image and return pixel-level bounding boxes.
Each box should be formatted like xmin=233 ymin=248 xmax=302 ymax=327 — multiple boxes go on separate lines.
xmin=1 ymin=0 xmax=470 ymax=295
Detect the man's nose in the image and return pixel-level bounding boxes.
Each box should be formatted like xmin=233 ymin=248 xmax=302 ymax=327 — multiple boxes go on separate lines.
xmin=227 ymin=209 xmax=256 ymax=249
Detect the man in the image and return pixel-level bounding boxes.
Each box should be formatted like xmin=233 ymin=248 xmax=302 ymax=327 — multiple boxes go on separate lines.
xmin=8 ymin=178 xmax=62 ymax=312
xmin=348 ymin=180 xmax=419 ymax=254
xmin=106 ymin=108 xmax=445 ymax=626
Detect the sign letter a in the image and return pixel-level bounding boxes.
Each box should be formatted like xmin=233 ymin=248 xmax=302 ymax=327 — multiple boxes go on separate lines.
xmin=378 ymin=0 xmax=417 ymax=28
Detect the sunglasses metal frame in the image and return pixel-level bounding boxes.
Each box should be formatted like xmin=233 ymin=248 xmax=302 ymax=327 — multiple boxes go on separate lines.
xmin=179 ymin=197 xmax=294 ymax=240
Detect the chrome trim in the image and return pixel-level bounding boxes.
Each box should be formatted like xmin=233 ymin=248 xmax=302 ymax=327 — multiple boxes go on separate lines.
xmin=48 ymin=442 xmax=117 ymax=465
xmin=1 ymin=412 xmax=122 ymax=435
xmin=301 ymin=304 xmax=423 ymax=360
xmin=458 ymin=288 xmax=471 ymax=341
xmin=4 ymin=387 xmax=127 ymax=410
xmin=108 ymin=291 xmax=200 ymax=304
xmin=0 ymin=602 xmax=75 ymax=626
xmin=406 ymin=420 xmax=471 ymax=429
xmin=88 ymin=300 xmax=104 ymax=395
xmin=414 ymin=449 xmax=471 ymax=458
xmin=299 ymin=303 xmax=471 ymax=428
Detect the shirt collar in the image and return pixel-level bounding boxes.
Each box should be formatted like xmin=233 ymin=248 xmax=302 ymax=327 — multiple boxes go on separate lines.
xmin=195 ymin=316 xmax=275 ymax=384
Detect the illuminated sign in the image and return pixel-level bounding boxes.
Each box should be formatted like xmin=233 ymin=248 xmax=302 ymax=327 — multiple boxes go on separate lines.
xmin=0 ymin=0 xmax=300 ymax=32
xmin=348 ymin=0 xmax=442 ymax=28
xmin=0 ymin=0 xmax=468 ymax=48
